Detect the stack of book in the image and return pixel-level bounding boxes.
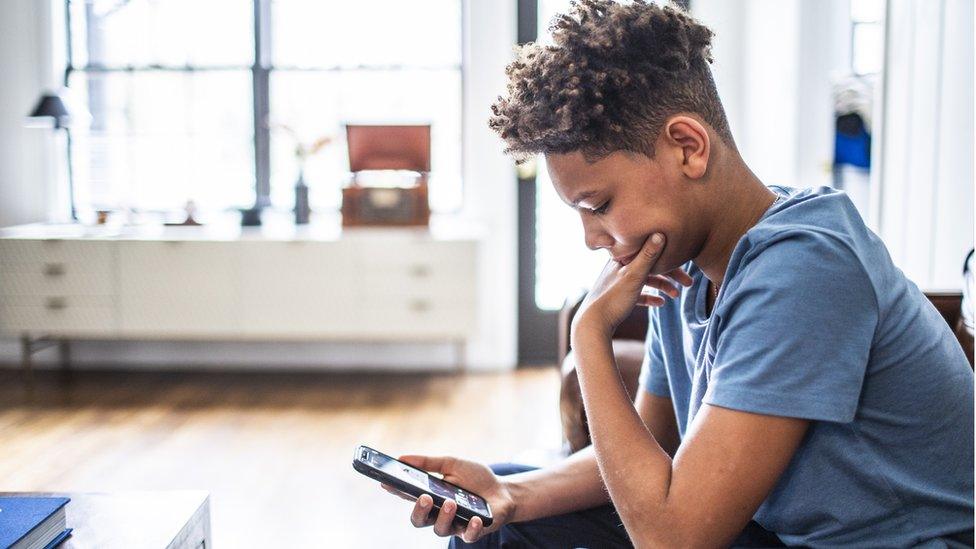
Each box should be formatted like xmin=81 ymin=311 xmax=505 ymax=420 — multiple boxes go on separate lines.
xmin=0 ymin=496 xmax=72 ymax=549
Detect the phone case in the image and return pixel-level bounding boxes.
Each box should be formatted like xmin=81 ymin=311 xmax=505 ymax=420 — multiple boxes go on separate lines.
xmin=352 ymin=446 xmax=494 ymax=527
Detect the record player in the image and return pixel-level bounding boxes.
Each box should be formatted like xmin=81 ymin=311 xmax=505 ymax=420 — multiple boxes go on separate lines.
xmin=341 ymin=124 xmax=431 ymax=227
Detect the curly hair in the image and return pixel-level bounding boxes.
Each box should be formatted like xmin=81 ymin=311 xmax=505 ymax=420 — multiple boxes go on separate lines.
xmin=488 ymin=0 xmax=733 ymax=162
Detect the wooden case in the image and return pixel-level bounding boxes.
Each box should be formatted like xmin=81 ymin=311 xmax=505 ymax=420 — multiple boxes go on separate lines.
xmin=341 ymin=178 xmax=430 ymax=227
xmin=341 ymin=124 xmax=432 ymax=227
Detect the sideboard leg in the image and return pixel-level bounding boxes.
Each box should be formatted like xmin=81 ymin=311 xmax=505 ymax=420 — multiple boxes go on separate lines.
xmin=455 ymin=340 xmax=466 ymax=372
xmin=58 ymin=339 xmax=72 ymax=383
xmin=20 ymin=334 xmax=34 ymax=389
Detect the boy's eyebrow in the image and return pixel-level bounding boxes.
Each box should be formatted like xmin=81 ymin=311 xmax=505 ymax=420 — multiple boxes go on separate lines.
xmin=570 ymin=190 xmax=598 ymax=206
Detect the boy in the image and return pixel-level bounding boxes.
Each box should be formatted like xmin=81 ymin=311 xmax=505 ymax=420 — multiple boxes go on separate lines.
xmin=389 ymin=1 xmax=974 ymax=546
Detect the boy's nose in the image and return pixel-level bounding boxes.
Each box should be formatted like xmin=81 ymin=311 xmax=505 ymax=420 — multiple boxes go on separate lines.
xmin=583 ymin=228 xmax=614 ymax=251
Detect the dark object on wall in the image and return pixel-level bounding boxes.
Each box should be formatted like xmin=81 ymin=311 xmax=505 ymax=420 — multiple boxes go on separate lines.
xmin=557 ymin=288 xmax=975 ymax=454
xmin=341 ymin=125 xmax=431 ymax=228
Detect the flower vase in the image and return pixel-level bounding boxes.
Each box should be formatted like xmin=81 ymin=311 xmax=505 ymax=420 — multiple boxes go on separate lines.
xmin=294 ymin=169 xmax=310 ymax=225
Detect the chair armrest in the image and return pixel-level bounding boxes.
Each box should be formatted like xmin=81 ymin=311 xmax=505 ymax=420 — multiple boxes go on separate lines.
xmin=924 ymin=291 xmax=974 ymax=368
xmin=557 ymin=289 xmax=649 ymax=366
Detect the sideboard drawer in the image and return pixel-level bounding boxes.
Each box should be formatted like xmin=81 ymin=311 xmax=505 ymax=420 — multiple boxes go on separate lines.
xmin=118 ymin=241 xmax=240 ymax=336
xmin=0 ymin=269 xmax=115 ymax=298
xmin=360 ymin=268 xmax=474 ymax=301
xmin=0 ymin=295 xmax=117 ymax=334
xmin=358 ymin=241 xmax=476 ymax=271
xmin=358 ymin=297 xmax=475 ymax=338
xmin=0 ymin=239 xmax=113 ymax=271
xmin=238 ymin=240 xmax=360 ymax=336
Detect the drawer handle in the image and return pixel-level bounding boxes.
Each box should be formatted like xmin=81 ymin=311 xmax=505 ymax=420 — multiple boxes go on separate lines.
xmin=409 ymin=265 xmax=431 ymax=278
xmin=409 ymin=299 xmax=430 ymax=312
xmin=43 ymin=262 xmax=66 ymax=276
xmin=46 ymin=297 xmax=67 ymax=310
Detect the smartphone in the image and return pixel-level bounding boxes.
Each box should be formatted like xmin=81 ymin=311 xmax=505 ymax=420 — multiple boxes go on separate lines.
xmin=352 ymin=445 xmax=493 ymax=527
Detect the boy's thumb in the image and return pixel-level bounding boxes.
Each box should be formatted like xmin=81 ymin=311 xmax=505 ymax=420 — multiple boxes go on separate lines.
xmin=635 ymin=233 xmax=665 ymax=267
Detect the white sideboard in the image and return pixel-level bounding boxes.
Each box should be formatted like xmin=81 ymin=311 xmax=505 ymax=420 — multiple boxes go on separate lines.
xmin=0 ymin=222 xmax=479 ymax=372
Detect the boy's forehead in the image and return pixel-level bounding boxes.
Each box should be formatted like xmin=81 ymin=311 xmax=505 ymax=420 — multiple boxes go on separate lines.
xmin=546 ymin=152 xmax=615 ymax=204
xmin=546 ymin=151 xmax=593 ymax=175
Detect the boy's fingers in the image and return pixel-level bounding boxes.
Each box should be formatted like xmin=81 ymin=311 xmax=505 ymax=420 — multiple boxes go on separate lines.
xmin=461 ymin=516 xmax=484 ymax=543
xmin=399 ymin=454 xmax=452 ymax=474
xmin=433 ymin=499 xmax=458 ymax=536
xmin=637 ymin=293 xmax=666 ymax=308
xmin=410 ymin=494 xmax=435 ymax=528
xmin=667 ymin=268 xmax=694 ymax=287
xmin=644 ymin=275 xmax=680 ymax=298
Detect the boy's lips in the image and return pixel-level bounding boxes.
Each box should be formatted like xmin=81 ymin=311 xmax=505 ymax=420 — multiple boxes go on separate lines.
xmin=613 ymin=252 xmax=639 ymax=265
xmin=613 ymin=237 xmax=667 ymax=267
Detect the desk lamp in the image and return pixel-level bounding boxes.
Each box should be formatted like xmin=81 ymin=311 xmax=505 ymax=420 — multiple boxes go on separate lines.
xmin=27 ymin=92 xmax=76 ymax=221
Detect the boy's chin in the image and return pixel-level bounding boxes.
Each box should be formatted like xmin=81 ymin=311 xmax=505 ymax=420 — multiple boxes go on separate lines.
xmin=649 ymin=255 xmax=683 ymax=276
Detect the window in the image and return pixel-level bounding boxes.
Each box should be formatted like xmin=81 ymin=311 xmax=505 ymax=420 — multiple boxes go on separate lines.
xmin=850 ymin=0 xmax=885 ymax=75
xmin=65 ymin=0 xmax=463 ymax=219
xmin=533 ymin=0 xmax=606 ymax=310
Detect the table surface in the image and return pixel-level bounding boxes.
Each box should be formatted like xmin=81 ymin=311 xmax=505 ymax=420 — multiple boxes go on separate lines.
xmin=0 ymin=491 xmax=210 ymax=549
xmin=0 ymin=214 xmax=485 ymax=242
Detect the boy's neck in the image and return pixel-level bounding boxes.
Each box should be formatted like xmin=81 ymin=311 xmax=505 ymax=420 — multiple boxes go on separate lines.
xmin=693 ymin=160 xmax=777 ymax=287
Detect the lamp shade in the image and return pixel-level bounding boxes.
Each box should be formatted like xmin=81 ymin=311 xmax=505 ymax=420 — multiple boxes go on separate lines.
xmin=28 ymin=93 xmax=70 ymax=127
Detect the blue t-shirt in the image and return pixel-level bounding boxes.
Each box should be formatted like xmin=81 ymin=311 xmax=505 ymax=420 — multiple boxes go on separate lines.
xmin=640 ymin=186 xmax=974 ymax=547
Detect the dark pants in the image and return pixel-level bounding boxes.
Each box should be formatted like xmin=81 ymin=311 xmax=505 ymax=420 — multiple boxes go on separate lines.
xmin=449 ymin=463 xmax=785 ymax=549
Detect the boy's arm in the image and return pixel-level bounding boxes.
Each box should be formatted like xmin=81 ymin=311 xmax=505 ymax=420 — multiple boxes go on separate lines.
xmin=573 ymin=330 xmax=808 ymax=547
xmin=504 ymin=391 xmax=679 ymax=522
xmin=570 ymin=234 xmax=847 ymax=546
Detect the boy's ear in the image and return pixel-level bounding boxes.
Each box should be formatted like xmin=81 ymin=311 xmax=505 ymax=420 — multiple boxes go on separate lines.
xmin=663 ymin=116 xmax=710 ymax=180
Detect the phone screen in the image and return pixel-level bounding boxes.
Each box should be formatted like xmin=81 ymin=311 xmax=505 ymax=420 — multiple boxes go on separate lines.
xmin=364 ymin=449 xmax=490 ymax=515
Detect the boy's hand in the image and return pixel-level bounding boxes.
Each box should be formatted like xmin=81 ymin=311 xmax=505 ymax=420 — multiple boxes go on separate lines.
xmin=573 ymin=233 xmax=686 ymax=340
xmin=381 ymin=455 xmax=516 ymax=543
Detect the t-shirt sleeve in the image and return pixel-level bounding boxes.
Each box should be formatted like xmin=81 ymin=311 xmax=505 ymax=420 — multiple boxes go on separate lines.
xmin=704 ymin=231 xmax=878 ymax=423
xmin=640 ymin=309 xmax=671 ymax=397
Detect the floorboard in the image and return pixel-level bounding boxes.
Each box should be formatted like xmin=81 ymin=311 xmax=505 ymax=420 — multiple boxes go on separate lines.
xmin=0 ymin=367 xmax=563 ymax=548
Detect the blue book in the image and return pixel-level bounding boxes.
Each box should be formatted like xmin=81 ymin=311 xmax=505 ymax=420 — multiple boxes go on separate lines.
xmin=0 ymin=497 xmax=71 ymax=549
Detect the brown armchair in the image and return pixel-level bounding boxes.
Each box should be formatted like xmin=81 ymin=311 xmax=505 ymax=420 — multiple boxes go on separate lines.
xmin=558 ymin=290 xmax=974 ymax=454
xmin=558 ymin=287 xmax=648 ymax=453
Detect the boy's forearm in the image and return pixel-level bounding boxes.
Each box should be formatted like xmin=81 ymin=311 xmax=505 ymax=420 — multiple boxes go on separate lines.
xmin=502 ymin=445 xmax=608 ymax=523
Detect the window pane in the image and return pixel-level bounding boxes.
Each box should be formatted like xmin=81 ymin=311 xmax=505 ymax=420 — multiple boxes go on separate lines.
xmin=67 ymin=71 xmax=255 ymax=214
xmin=853 ymin=23 xmax=884 ymax=75
xmin=534 ymin=158 xmax=607 ymax=310
xmin=534 ymin=0 xmax=605 ymax=309
xmin=272 ymin=0 xmax=461 ymax=68
xmin=269 ymin=70 xmax=462 ymax=212
xmin=850 ymin=0 xmax=885 ymax=23
xmin=538 ymin=0 xmax=573 ymax=45
xmin=68 ymin=0 xmax=253 ymax=67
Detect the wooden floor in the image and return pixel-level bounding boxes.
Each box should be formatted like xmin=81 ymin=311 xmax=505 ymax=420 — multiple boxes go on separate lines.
xmin=0 ymin=367 xmax=563 ymax=548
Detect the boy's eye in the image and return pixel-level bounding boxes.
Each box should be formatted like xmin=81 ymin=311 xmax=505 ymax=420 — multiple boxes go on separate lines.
xmin=591 ymin=201 xmax=610 ymax=215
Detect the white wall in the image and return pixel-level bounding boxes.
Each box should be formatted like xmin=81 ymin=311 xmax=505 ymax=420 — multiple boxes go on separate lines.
xmin=0 ymin=0 xmax=519 ymax=371
xmin=876 ymin=0 xmax=974 ymax=290
xmin=0 ymin=0 xmax=60 ymax=228
xmin=459 ymin=0 xmax=519 ymax=370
